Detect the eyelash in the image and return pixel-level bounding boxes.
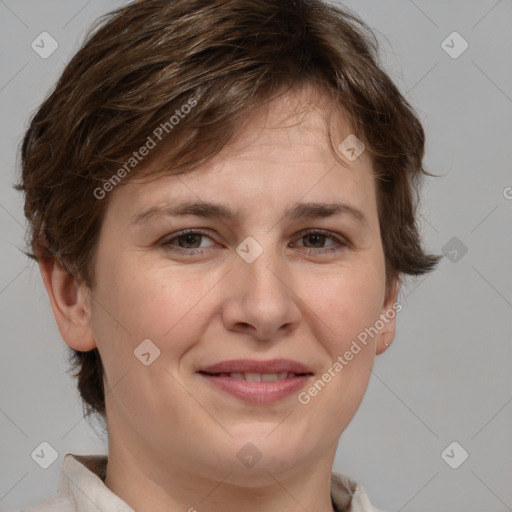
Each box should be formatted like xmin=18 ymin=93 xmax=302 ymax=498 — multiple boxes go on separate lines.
xmin=159 ymin=228 xmax=349 ymax=256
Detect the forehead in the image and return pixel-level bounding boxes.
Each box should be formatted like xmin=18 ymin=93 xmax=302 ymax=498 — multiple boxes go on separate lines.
xmin=106 ymin=87 xmax=377 ymax=227
xmin=217 ymin=86 xmax=354 ymax=161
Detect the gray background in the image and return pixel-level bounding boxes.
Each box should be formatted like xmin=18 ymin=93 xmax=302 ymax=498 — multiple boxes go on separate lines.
xmin=1 ymin=1 xmax=511 ymax=511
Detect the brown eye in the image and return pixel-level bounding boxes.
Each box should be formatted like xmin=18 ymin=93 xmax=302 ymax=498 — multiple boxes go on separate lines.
xmin=174 ymin=233 xmax=203 ymax=249
xmin=160 ymin=230 xmax=216 ymax=254
xmin=294 ymin=229 xmax=348 ymax=254
xmin=302 ymin=233 xmax=328 ymax=249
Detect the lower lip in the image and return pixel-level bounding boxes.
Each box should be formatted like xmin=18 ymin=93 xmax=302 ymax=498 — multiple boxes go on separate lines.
xmin=199 ymin=373 xmax=312 ymax=403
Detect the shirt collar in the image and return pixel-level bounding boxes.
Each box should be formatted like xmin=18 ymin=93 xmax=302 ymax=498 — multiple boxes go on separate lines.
xmin=58 ymin=453 xmax=379 ymax=512
xmin=57 ymin=454 xmax=134 ymax=512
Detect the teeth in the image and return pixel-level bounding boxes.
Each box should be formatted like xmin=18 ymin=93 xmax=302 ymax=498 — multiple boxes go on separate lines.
xmin=225 ymin=372 xmax=295 ymax=381
xmin=244 ymin=372 xmax=262 ymax=382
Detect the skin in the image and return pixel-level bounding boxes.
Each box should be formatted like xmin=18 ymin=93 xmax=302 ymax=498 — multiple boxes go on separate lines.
xmin=40 ymin=86 xmax=398 ymax=512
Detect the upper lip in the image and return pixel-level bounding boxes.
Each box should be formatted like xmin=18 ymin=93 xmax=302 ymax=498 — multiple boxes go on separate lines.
xmin=199 ymin=358 xmax=313 ymax=374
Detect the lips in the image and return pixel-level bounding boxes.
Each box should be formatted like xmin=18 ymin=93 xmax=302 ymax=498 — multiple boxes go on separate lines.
xmin=215 ymin=371 xmax=295 ymax=382
xmin=198 ymin=359 xmax=314 ymax=403
xmin=199 ymin=358 xmax=312 ymax=375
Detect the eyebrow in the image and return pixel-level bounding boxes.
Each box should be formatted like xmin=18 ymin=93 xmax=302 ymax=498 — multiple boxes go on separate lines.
xmin=132 ymin=200 xmax=368 ymax=227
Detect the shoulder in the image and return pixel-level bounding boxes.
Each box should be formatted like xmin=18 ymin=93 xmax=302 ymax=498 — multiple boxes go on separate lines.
xmin=21 ymin=453 xmax=115 ymax=512
xmin=21 ymin=493 xmax=76 ymax=512
xmin=331 ymin=472 xmax=387 ymax=512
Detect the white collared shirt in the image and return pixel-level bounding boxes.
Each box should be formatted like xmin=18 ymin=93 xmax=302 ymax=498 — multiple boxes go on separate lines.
xmin=22 ymin=453 xmax=384 ymax=512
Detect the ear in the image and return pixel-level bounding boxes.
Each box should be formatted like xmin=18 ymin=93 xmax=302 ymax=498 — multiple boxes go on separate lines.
xmin=375 ymin=278 xmax=400 ymax=355
xmin=38 ymin=258 xmax=97 ymax=352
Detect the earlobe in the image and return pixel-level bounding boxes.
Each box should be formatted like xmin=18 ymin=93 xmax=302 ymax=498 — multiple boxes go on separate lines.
xmin=38 ymin=258 xmax=97 ymax=352
xmin=376 ymin=279 xmax=400 ymax=355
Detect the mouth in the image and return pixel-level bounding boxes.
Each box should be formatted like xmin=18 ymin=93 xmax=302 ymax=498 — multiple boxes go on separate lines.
xmin=202 ymin=371 xmax=303 ymax=381
xmin=197 ymin=359 xmax=314 ymax=403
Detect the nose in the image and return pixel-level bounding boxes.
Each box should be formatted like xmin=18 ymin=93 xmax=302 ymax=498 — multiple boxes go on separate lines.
xmin=221 ymin=243 xmax=301 ymax=341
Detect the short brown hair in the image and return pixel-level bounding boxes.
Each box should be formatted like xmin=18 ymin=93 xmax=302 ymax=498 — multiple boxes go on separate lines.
xmin=16 ymin=0 xmax=441 ymax=423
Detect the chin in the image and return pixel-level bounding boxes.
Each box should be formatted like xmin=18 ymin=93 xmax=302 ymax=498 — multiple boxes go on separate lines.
xmin=223 ymin=453 xmax=311 ymax=488
xmin=217 ymin=427 xmax=318 ymax=482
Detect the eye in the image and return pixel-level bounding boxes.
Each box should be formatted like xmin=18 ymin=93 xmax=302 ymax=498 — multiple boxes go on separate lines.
xmin=160 ymin=230 xmax=217 ymax=254
xmin=293 ymin=229 xmax=349 ymax=254
xmin=159 ymin=228 xmax=349 ymax=257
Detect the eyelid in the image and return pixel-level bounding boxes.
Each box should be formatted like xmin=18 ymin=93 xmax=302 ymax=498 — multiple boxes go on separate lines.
xmin=295 ymin=228 xmax=350 ymax=245
xmin=292 ymin=228 xmax=351 ymax=254
xmin=159 ymin=228 xmax=351 ymax=254
xmin=159 ymin=229 xmax=219 ymax=250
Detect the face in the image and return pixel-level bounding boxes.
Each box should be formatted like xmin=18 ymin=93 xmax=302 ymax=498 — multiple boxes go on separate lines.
xmin=79 ymin=88 xmax=397 ymax=485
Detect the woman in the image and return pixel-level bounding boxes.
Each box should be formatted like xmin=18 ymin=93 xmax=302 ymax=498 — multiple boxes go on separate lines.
xmin=17 ymin=1 xmax=440 ymax=510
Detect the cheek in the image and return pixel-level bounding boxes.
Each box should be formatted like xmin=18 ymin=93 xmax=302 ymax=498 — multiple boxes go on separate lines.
xmin=89 ymin=258 xmax=212 ymax=425
xmin=296 ymin=269 xmax=384 ymax=431
xmin=300 ymin=258 xmax=386 ymax=354
xmin=90 ymin=252 xmax=220 ymax=358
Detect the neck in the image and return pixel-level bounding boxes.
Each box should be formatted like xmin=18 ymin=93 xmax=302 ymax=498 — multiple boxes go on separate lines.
xmin=104 ymin=439 xmax=337 ymax=512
